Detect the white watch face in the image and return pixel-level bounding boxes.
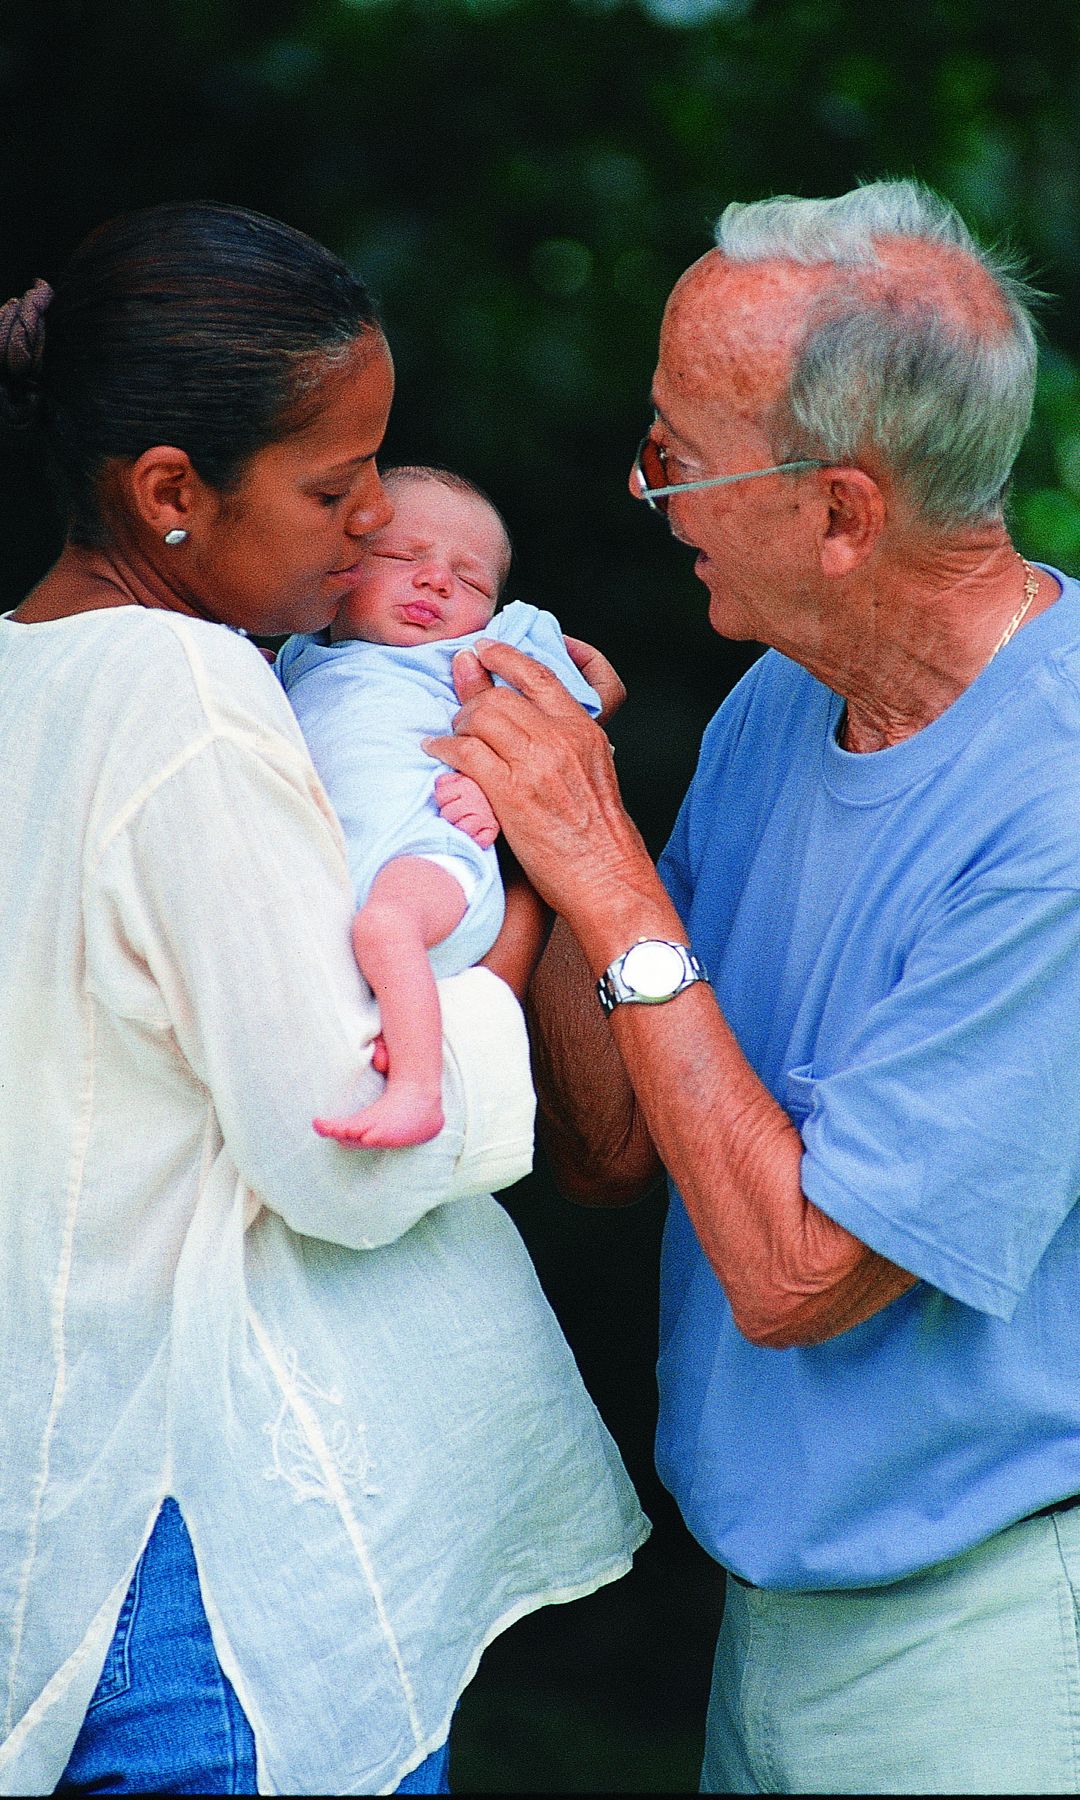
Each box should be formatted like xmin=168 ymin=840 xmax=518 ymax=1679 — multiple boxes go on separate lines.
xmin=621 ymin=941 xmax=686 ymax=998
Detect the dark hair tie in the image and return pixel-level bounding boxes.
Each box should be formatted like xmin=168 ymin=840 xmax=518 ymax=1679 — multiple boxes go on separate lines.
xmin=0 ymin=278 xmax=53 ymax=383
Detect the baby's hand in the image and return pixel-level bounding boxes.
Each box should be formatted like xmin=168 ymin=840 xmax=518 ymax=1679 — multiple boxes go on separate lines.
xmin=434 ymin=771 xmax=499 ymax=849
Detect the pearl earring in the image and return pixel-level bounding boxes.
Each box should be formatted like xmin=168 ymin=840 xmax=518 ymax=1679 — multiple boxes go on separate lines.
xmin=164 ymin=528 xmax=189 ymax=546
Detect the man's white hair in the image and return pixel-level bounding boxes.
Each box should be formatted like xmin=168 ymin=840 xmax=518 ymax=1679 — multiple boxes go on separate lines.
xmin=714 ymin=180 xmax=1040 ymax=528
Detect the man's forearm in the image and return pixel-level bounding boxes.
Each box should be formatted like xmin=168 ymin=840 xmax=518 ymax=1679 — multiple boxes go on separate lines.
xmin=527 ymin=918 xmax=662 ymax=1204
xmin=605 ymin=970 xmax=916 ymax=1347
xmin=427 ymin=639 xmax=915 ymax=1341
xmin=555 ymin=868 xmax=916 ymax=1347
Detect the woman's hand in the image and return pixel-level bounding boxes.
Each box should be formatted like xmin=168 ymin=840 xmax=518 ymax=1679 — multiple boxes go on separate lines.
xmin=561 ymin=634 xmax=626 ymax=726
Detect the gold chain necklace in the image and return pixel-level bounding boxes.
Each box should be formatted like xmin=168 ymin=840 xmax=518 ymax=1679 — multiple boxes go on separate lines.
xmin=989 ymin=558 xmax=1039 ymax=659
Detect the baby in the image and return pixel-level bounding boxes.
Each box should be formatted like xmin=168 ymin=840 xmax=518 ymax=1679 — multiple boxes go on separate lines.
xmin=276 ymin=464 xmax=600 ymax=1148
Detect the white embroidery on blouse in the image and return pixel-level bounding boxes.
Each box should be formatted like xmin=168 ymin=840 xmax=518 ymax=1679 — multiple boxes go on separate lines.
xmin=262 ymin=1347 xmax=379 ymax=1506
xmin=247 ymin=1309 xmax=423 ymax=1747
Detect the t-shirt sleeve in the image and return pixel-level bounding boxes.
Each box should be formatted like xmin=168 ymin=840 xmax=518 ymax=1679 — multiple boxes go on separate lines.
xmin=657 ymin=788 xmax=695 ymax=923
xmin=658 ymin=690 xmax=752 ymax=930
xmin=796 ymin=880 xmax=1080 ymax=1318
xmin=85 ymin=728 xmax=534 ymax=1249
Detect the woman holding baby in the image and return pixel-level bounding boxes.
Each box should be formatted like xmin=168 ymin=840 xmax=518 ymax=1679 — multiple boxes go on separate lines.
xmin=0 ymin=204 xmax=645 ymax=1795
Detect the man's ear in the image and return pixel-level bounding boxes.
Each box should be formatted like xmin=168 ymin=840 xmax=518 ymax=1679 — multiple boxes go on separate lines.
xmin=119 ymin=445 xmax=204 ymax=539
xmin=818 ymin=467 xmax=886 ymax=579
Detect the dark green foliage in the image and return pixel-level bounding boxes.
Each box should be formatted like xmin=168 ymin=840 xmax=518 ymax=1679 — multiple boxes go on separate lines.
xmin=3 ymin=2 xmax=1078 ymax=1786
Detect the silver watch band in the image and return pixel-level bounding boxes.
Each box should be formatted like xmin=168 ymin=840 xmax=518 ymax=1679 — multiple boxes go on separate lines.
xmin=596 ymin=938 xmax=710 ymax=1017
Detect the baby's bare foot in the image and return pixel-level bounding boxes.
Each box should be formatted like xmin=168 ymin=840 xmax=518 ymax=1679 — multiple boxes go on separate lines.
xmin=313 ymin=1084 xmax=444 ymax=1149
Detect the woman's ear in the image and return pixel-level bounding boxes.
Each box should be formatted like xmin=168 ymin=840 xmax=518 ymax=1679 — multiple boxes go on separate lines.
xmin=119 ymin=445 xmax=202 ymax=540
xmin=818 ymin=467 xmax=886 ymax=579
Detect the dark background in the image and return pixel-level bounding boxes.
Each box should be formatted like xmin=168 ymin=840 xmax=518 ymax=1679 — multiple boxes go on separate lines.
xmin=4 ymin=1 xmax=1080 ymax=1789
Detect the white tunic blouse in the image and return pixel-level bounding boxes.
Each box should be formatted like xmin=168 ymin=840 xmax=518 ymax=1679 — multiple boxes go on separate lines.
xmin=0 ymin=608 xmax=648 ymax=1796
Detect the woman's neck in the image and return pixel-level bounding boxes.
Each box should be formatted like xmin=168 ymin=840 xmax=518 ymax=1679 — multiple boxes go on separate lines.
xmin=11 ymin=541 xmax=206 ymax=625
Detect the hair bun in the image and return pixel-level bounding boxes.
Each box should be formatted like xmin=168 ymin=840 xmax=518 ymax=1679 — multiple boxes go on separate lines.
xmin=0 ymin=278 xmax=52 ymax=376
xmin=0 ymin=278 xmax=52 ymax=426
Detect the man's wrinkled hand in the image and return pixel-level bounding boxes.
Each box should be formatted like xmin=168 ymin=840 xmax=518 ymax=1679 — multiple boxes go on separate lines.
xmin=448 ymin=635 xmax=626 ymax=726
xmin=423 ymin=638 xmax=643 ymax=920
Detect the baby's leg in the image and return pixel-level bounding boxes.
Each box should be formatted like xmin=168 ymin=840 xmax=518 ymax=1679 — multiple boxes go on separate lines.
xmin=313 ymin=856 xmax=467 ymax=1149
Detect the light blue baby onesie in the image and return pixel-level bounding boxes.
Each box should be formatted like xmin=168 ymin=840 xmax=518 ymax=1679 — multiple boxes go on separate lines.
xmin=276 ymin=600 xmax=601 ymax=977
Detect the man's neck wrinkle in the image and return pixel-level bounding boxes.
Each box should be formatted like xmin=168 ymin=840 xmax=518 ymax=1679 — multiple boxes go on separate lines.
xmin=840 ymin=697 xmax=939 ymax=754
xmin=826 ymin=542 xmax=1059 ymax=752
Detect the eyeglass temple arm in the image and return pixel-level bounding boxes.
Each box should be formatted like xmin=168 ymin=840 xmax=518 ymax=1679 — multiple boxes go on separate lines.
xmin=638 ymin=459 xmax=828 ymax=500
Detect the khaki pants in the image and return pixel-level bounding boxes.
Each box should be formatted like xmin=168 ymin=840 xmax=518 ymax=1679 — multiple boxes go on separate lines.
xmin=703 ymin=1503 xmax=1080 ymax=1794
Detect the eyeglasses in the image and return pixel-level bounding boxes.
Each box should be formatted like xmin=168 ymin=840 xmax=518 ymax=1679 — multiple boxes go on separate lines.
xmin=632 ymin=432 xmax=828 ymax=515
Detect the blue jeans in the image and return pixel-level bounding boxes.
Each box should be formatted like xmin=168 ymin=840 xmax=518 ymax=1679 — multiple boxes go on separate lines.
xmin=56 ymin=1498 xmax=451 ymax=1795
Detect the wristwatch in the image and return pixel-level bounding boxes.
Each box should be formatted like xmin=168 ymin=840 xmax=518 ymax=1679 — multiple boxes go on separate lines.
xmin=596 ymin=938 xmax=709 ymax=1017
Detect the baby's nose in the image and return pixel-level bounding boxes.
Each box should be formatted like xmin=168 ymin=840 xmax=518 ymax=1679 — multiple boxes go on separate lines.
xmin=414 ymin=561 xmax=453 ymax=595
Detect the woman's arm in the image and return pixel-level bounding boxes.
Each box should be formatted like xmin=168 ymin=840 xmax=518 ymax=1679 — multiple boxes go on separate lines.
xmin=478 ymin=848 xmax=552 ymax=1000
xmin=88 ymin=726 xmax=535 ymax=1250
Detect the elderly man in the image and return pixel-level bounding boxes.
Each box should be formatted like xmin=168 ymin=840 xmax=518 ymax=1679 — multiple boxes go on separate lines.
xmin=431 ymin=180 xmax=1080 ymax=1794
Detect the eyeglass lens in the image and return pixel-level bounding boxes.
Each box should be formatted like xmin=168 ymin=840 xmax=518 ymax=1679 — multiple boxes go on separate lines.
xmin=636 ymin=435 xmax=669 ymax=513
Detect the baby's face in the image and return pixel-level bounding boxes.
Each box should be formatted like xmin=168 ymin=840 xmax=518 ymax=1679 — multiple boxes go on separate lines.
xmin=330 ymin=476 xmax=507 ymax=647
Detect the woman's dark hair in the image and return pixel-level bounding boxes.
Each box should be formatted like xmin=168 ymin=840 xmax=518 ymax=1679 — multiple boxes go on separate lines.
xmin=0 ymin=203 xmax=380 ymax=546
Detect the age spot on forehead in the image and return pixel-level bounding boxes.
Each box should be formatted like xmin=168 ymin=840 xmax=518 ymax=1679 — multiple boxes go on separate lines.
xmin=661 ymin=234 xmax=1014 ymax=433
xmin=659 ymin=251 xmax=825 ymax=420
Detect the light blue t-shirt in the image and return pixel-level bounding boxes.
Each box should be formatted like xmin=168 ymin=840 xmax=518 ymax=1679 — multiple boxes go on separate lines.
xmin=656 ymin=566 xmax=1080 ymax=1589
xmin=277 ymin=600 xmax=600 ymax=978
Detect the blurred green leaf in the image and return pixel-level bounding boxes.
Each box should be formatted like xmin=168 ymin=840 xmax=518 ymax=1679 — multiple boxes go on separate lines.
xmin=5 ymin=8 xmax=1080 ymax=1781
